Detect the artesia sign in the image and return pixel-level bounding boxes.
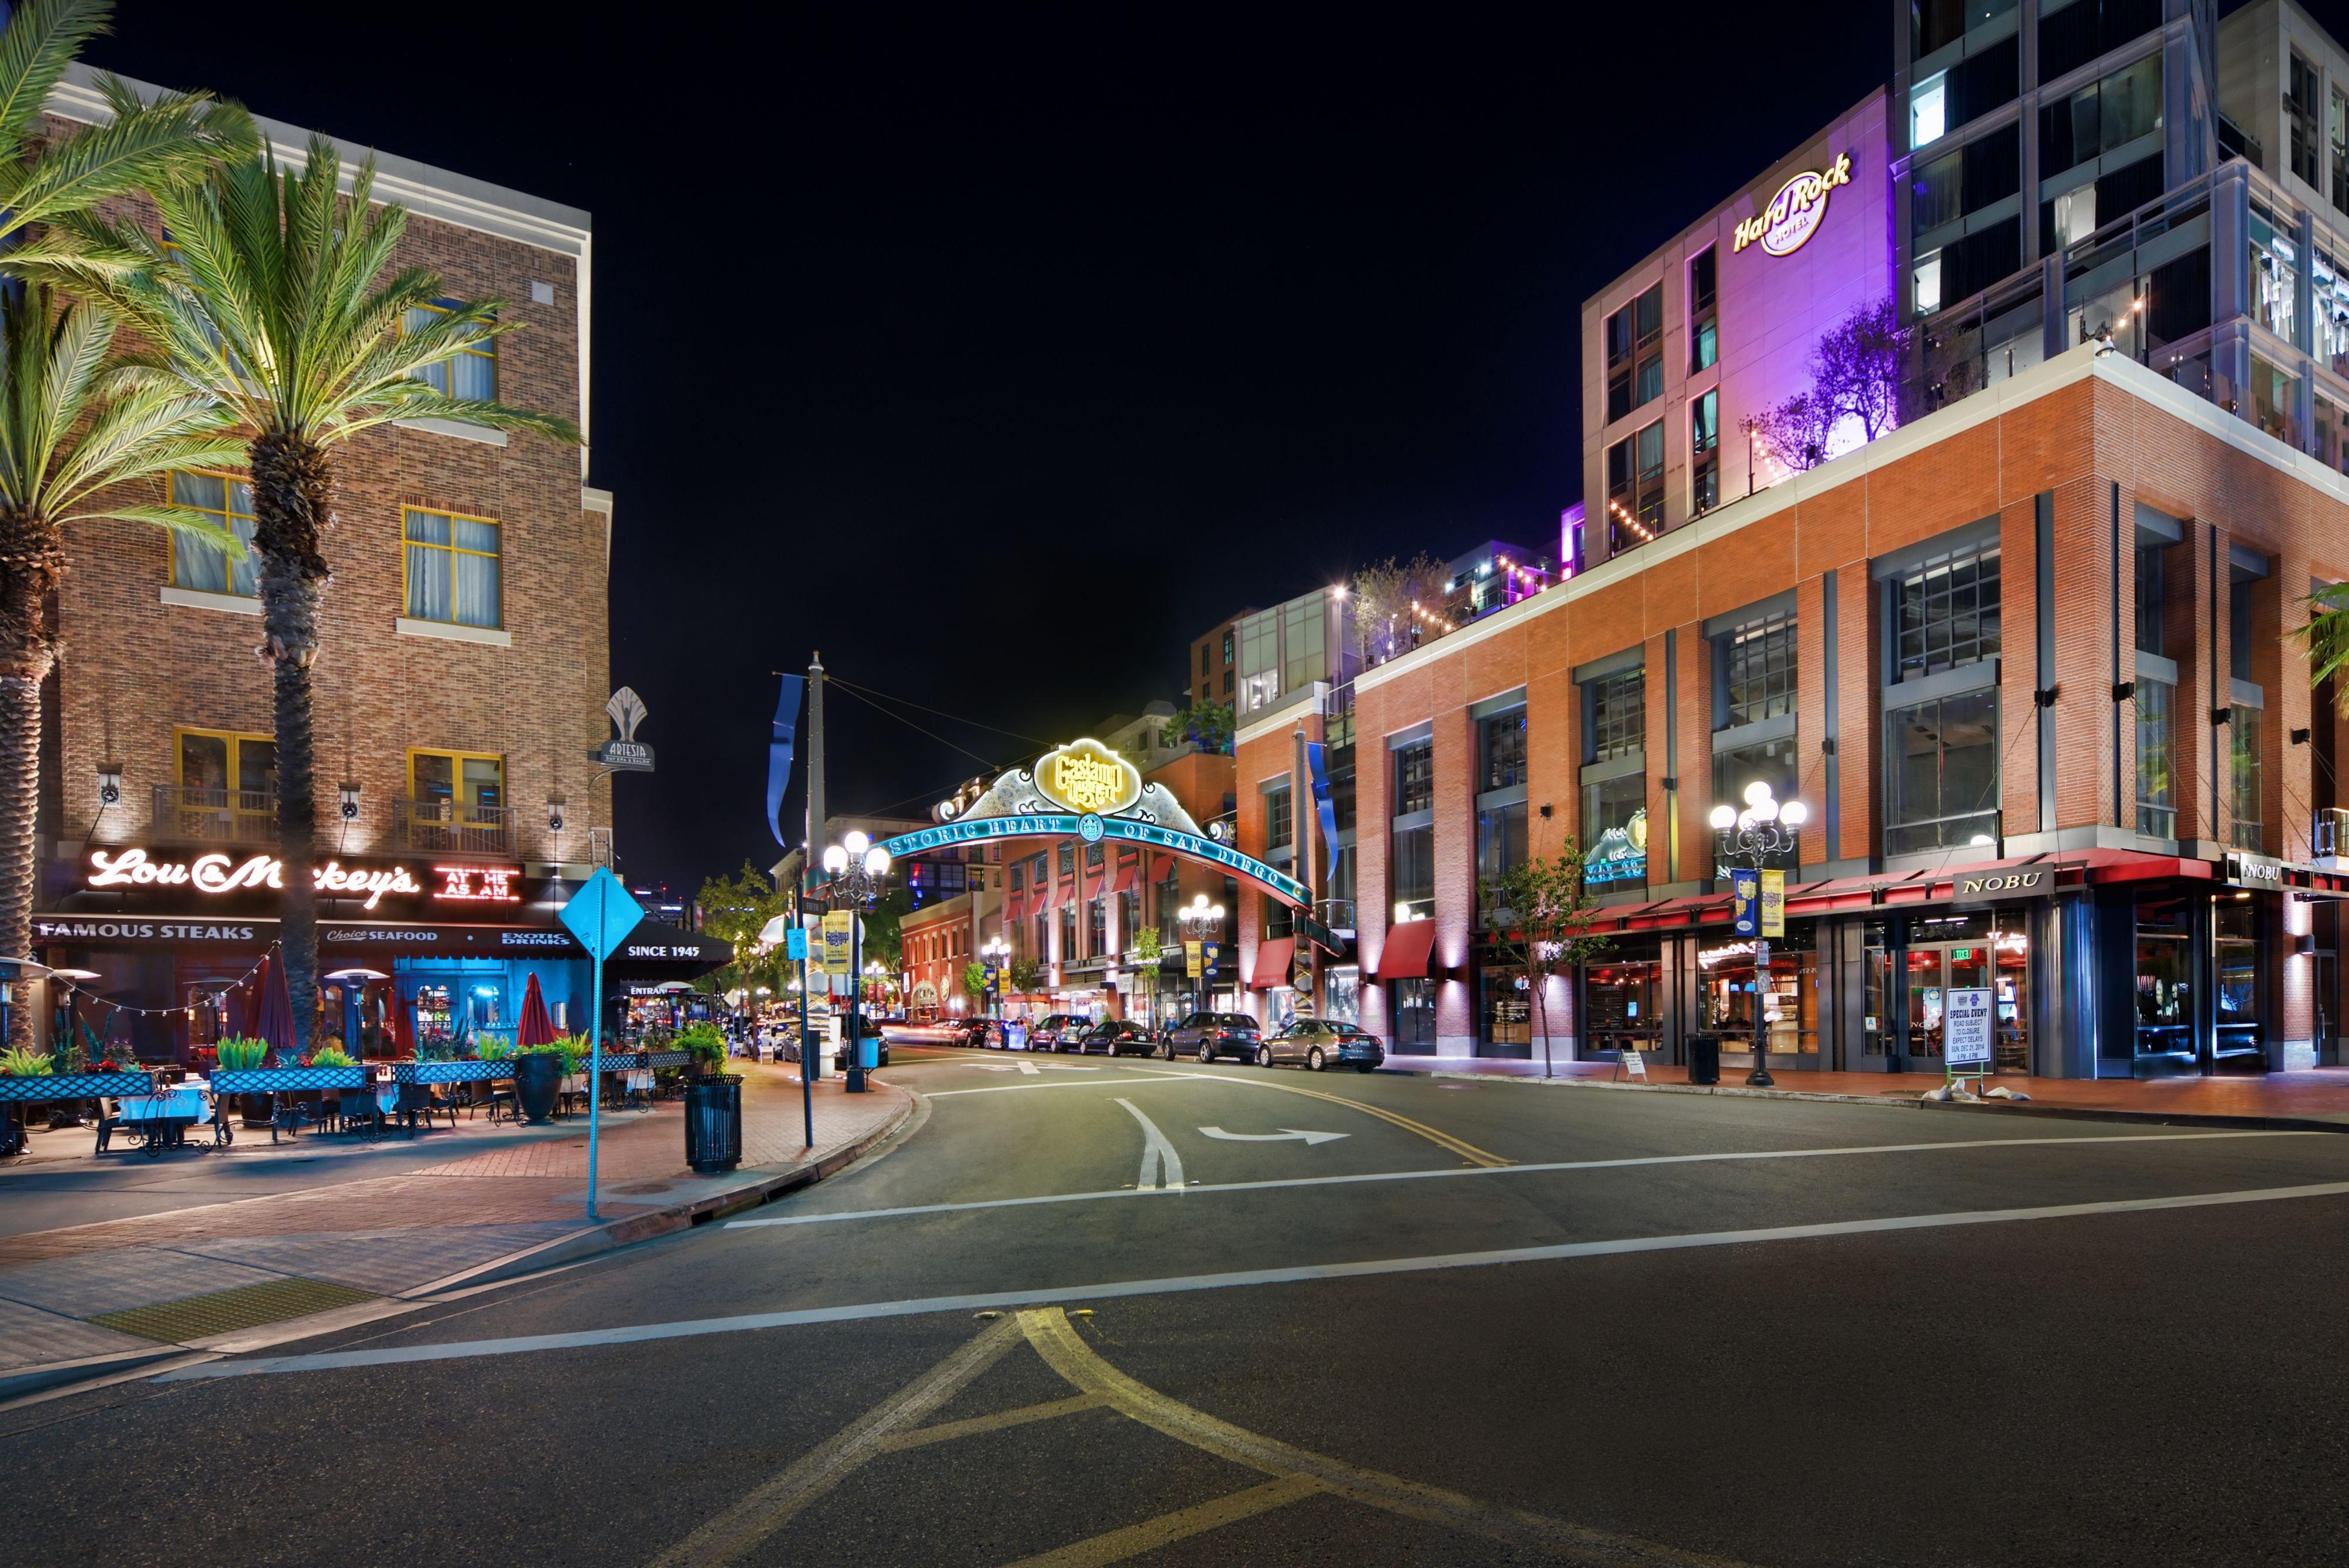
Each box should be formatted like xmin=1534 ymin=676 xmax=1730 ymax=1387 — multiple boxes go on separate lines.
xmin=1734 ymin=152 xmax=1852 ymax=257
xmin=82 ymin=848 xmax=515 ymax=911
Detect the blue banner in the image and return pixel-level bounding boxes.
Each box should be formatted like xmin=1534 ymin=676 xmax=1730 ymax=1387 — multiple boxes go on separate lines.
xmin=1305 ymin=741 xmax=1341 ymax=868
xmin=1731 ymin=870 xmax=1759 ymax=937
xmin=767 ymin=674 xmax=805 ymax=847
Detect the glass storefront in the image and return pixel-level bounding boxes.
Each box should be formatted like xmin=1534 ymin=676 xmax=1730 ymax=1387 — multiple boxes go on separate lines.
xmin=1580 ymin=937 xmax=1661 ymax=1057
xmin=2213 ymin=894 xmax=2263 ymax=1064
xmin=1697 ymin=923 xmax=1819 ymax=1055
xmin=2133 ymin=896 xmax=2195 ymax=1064
xmin=1391 ymin=976 xmax=1435 ymax=1053
xmin=1325 ymin=965 xmax=1360 ymax=1025
xmin=1859 ymin=907 xmax=2032 ymax=1072
xmin=1475 ymin=953 xmax=1532 ymax=1058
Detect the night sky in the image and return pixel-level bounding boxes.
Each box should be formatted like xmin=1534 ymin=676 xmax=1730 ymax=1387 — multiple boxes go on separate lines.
xmin=90 ymin=4 xmax=1901 ymax=894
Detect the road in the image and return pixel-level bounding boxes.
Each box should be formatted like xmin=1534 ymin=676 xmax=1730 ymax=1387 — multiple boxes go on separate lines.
xmin=5 ymin=1044 xmax=2347 ymax=1567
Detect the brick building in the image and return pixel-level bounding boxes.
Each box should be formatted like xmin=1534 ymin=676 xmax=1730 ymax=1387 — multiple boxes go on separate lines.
xmin=26 ymin=70 xmax=726 ymax=1061
xmin=1189 ymin=611 xmax=1253 ymax=710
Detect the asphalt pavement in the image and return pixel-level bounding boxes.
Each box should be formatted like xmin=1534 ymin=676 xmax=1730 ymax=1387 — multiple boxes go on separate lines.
xmin=4 ymin=1044 xmax=2346 ymax=1567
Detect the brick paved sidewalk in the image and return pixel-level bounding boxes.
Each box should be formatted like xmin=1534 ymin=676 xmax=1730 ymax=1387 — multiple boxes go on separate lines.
xmin=1382 ymin=1054 xmax=2349 ymax=1125
xmin=0 ymin=1061 xmax=911 ymax=1389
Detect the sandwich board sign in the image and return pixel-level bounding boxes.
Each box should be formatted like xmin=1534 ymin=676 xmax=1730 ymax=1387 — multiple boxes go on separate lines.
xmin=1943 ymin=987 xmax=1994 ymax=1076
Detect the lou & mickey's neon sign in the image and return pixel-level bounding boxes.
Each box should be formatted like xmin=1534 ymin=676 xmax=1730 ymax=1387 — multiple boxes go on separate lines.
xmin=86 ymin=848 xmax=519 ymax=910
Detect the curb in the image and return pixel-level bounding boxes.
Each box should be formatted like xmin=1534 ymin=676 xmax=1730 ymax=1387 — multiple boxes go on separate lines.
xmin=1393 ymin=1066 xmax=2349 ymax=1135
xmin=0 ymin=1084 xmax=918 ymax=1405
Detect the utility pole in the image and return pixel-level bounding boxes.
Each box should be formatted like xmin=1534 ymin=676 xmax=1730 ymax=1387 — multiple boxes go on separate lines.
xmin=1293 ymin=716 xmax=1317 ymax=1019
xmin=800 ymin=653 xmax=824 ymax=1146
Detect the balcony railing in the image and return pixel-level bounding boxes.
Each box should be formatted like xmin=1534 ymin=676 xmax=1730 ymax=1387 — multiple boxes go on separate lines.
xmin=152 ymin=784 xmax=277 ymax=845
xmin=392 ymin=793 xmax=511 ymax=855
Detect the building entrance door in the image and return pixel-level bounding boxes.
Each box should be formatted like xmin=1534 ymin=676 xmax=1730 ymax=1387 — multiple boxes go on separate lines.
xmin=1883 ymin=912 xmax=2031 ymax=1074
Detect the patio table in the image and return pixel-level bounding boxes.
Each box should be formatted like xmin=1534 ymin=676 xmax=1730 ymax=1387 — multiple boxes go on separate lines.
xmin=115 ymin=1086 xmax=214 ymax=1156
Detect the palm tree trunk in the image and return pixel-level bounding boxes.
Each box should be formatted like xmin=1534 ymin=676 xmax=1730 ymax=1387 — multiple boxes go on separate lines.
xmin=0 ymin=503 xmax=61 ymax=1055
xmin=250 ymin=433 xmax=332 ymax=1055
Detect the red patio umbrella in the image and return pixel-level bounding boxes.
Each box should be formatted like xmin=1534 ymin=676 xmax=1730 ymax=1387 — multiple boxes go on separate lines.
xmin=253 ymin=949 xmax=296 ymax=1063
xmin=517 ymin=971 xmax=556 ymax=1048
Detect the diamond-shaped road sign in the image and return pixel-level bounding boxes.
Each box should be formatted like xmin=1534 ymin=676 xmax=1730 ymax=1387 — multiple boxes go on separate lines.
xmin=561 ymin=866 xmax=645 ymax=961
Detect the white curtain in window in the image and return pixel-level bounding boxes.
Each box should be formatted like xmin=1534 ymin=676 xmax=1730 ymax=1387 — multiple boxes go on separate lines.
xmin=452 ymin=516 xmax=500 ymax=627
xmin=170 ymin=472 xmax=257 ymax=595
xmin=452 ymin=347 xmax=494 ymax=401
xmin=405 ymin=510 xmax=451 ymax=622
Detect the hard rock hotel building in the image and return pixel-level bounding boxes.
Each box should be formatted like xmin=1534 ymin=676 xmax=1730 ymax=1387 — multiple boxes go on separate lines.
xmin=1233 ymin=0 xmax=2349 ymax=1078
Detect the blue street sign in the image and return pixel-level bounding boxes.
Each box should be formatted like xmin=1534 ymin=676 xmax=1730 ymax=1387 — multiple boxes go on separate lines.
xmin=786 ymin=926 xmax=809 ymax=961
xmin=561 ymin=867 xmax=645 ymax=960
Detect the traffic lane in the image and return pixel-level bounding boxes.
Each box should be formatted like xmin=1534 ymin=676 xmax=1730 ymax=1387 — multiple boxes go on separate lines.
xmin=1076 ymin=1192 xmax=2349 ymax=1568
xmin=232 ymin=1127 xmax=2349 ymax=1348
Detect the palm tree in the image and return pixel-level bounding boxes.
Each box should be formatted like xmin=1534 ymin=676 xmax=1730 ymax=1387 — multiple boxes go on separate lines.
xmin=36 ymin=137 xmax=579 ymax=1048
xmin=0 ymin=291 xmax=247 ymax=1046
xmin=0 ymin=0 xmax=254 ymax=1047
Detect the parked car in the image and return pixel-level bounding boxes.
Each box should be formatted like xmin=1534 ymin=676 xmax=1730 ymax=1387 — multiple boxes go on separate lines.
xmin=1079 ymin=1018 xmax=1159 ymax=1056
xmin=1027 ymin=1014 xmax=1088 ymax=1052
xmin=1159 ymin=1011 xmax=1263 ymax=1063
xmin=1258 ymin=1017 xmax=1385 ymax=1072
xmin=939 ymin=1016 xmax=998 ymax=1048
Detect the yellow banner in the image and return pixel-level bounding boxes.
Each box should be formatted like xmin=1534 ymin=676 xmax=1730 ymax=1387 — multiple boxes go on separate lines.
xmin=820 ymin=911 xmax=856 ymax=975
xmin=1759 ymin=869 xmax=1785 ymax=938
xmin=1184 ymin=939 xmax=1203 ymax=978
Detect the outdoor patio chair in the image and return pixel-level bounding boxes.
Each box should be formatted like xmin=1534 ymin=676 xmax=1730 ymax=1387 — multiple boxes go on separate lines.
xmin=93 ymin=1099 xmax=124 ymax=1154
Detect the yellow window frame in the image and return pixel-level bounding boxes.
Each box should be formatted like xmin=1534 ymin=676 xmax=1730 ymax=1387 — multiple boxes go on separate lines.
xmin=402 ymin=300 xmax=497 ymax=393
xmin=401 ymin=505 xmax=503 ymax=629
xmin=408 ymin=748 xmax=504 ymax=825
xmin=167 ymin=468 xmax=256 ymax=597
xmin=173 ymin=726 xmax=275 ymax=817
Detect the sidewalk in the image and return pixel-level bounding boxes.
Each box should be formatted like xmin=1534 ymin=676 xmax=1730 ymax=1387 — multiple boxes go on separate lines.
xmin=0 ymin=1060 xmax=912 ymax=1399
xmin=1378 ymin=1054 xmax=2349 ymax=1128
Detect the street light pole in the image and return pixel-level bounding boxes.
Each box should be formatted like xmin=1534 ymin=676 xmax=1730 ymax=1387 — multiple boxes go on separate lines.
xmin=1709 ymin=782 xmax=1808 ymax=1089
xmin=822 ymin=830 xmax=893 ymax=1093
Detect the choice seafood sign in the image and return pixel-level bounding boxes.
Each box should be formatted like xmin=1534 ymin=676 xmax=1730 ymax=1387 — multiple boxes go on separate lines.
xmin=1734 ymin=152 xmax=1852 ymax=258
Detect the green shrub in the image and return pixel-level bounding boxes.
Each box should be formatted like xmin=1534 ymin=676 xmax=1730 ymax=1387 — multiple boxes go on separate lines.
xmin=215 ymin=1038 xmax=270 ymax=1071
xmin=0 ymin=1045 xmax=54 ymax=1077
xmin=309 ymin=1045 xmax=355 ymax=1068
xmin=477 ymin=1035 xmax=514 ymax=1061
xmin=676 ymin=1022 xmax=726 ymax=1065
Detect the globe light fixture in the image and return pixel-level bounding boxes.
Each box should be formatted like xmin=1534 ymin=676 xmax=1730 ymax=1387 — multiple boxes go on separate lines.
xmin=1709 ymin=779 xmax=1807 ymax=1089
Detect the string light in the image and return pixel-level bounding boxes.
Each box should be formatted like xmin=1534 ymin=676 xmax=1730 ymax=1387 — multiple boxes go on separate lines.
xmin=14 ymin=942 xmax=373 ymax=1022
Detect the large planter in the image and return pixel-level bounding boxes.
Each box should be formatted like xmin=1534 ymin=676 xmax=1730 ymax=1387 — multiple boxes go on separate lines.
xmin=0 ymin=1071 xmax=152 ymax=1103
xmin=684 ymin=1075 xmax=742 ymax=1173
xmin=393 ymin=1059 xmax=514 ymax=1085
xmin=212 ymin=1066 xmax=368 ymax=1095
xmin=511 ymin=1053 xmax=565 ymax=1124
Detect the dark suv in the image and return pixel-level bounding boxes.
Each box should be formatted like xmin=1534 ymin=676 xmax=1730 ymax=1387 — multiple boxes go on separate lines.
xmin=1159 ymin=1011 xmax=1263 ymax=1064
xmin=1027 ymin=1014 xmax=1086 ymax=1052
xmin=1079 ymin=1018 xmax=1159 ymax=1056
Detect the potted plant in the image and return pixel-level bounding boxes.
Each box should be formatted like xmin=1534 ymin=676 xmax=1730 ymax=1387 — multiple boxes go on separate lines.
xmin=510 ymin=1041 xmax=570 ymax=1124
xmin=0 ymin=1046 xmax=53 ymax=1078
xmin=676 ymin=1022 xmax=727 ymax=1079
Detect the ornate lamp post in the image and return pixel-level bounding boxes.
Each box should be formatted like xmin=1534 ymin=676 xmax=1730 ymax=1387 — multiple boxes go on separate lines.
xmin=820 ymin=830 xmax=892 ymax=1092
xmin=1178 ymin=893 xmax=1225 ymax=1014
xmin=1708 ymin=781 xmax=1809 ymax=1088
xmin=980 ymin=935 xmax=1011 ymax=1019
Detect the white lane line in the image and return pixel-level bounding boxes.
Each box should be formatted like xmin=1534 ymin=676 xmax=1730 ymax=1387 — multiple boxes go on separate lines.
xmin=1018 ymin=1059 xmax=1038 ymax=1076
xmin=927 ymin=1075 xmax=1216 ymax=1098
xmin=1117 ymin=1098 xmax=1186 ymax=1192
xmin=156 ymin=1179 xmax=2349 ymax=1382
xmin=723 ymin=1129 xmax=2318 ymax=1229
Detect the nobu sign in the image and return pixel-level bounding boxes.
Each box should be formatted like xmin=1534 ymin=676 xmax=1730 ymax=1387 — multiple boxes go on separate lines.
xmin=1955 ymin=867 xmax=2047 ymax=903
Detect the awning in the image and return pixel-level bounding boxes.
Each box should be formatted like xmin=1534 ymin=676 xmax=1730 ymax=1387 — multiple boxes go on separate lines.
xmin=1112 ymin=861 xmax=1138 ymax=894
xmin=1150 ymin=854 xmax=1173 ymax=881
xmin=1375 ymin=918 xmax=1436 ymax=980
xmin=1250 ymin=937 xmax=1295 ymax=989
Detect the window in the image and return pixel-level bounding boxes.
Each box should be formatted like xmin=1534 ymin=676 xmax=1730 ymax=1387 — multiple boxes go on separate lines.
xmin=2247 ymin=355 xmax=2297 ymax=446
xmin=2050 ymin=185 xmax=2097 ymax=250
xmin=2040 ymin=52 xmax=2163 ymax=181
xmin=1580 ymin=773 xmax=1647 ymax=879
xmin=1911 ymin=122 xmax=2019 ymax=241
xmin=1393 ymin=739 xmax=1433 ymax=816
xmin=1691 ymin=389 xmax=1720 ymax=514
xmin=409 ymin=749 xmax=503 ymax=823
xmin=174 ymin=729 xmax=275 ymax=827
xmin=403 ymin=300 xmax=497 ymax=401
xmin=2230 ymin=574 xmax=2254 ymax=683
xmin=2135 ymin=677 xmax=2175 ymax=838
xmin=1712 ymin=733 xmax=1800 ymax=873
xmin=1059 ymin=904 xmax=1076 ymax=958
xmin=2251 ymin=205 xmax=2298 ymax=344
xmin=1222 ymin=630 xmax=1233 ymax=665
xmin=1058 ymin=842 xmax=1075 ymax=877
xmin=2038 ymin=0 xmax=2159 ymax=83
xmin=1892 ymin=543 xmax=2000 ymax=681
xmin=1200 ymin=644 xmax=1210 ymax=676
xmin=403 ymin=507 xmax=502 ymax=629
xmin=2291 ymin=52 xmax=2323 ymax=189
xmin=2333 ymin=86 xmax=2349 ymax=216
xmin=1912 ymin=70 xmax=1947 ymax=149
xmin=1913 ymin=252 xmax=1944 ymax=316
xmin=1088 ymin=896 xmax=1106 ymax=955
xmin=1883 ymin=689 xmax=2000 ymax=853
xmin=1391 ymin=824 xmax=1433 ymax=922
xmin=2232 ymin=704 xmax=2264 ymax=852
xmin=1604 ymin=282 xmax=1664 ymax=423
xmin=1476 ymin=800 xmax=1526 ymax=889
xmin=1479 ymin=710 xmax=1526 ymax=792
xmin=1264 ymin=783 xmax=1293 ymax=856
xmin=1718 ymin=609 xmax=1795 ymax=726
xmin=1606 ymin=421 xmax=1665 ymax=549
xmin=168 ymin=471 xmax=257 ymax=597
xmin=1586 ymin=668 xmax=1645 ymax=762
xmin=1391 ymin=976 xmax=1435 ymax=1053
xmin=1689 ymin=248 xmax=1718 ymax=372
xmin=2134 ymin=543 xmax=2165 ymax=657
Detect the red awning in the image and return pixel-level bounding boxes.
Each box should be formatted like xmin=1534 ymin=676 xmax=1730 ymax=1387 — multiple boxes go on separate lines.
xmin=1113 ymin=862 xmax=1138 ymax=894
xmin=1150 ymin=854 xmax=1174 ymax=881
xmin=1375 ymin=918 xmax=1436 ymax=980
xmin=1250 ymin=937 xmax=1296 ymax=989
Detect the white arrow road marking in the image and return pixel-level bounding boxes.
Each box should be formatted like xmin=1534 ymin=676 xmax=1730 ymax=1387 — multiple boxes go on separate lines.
xmin=1116 ymin=1098 xmax=1186 ymax=1192
xmin=974 ymin=1062 xmax=1101 ymax=1075
xmin=1197 ymin=1126 xmax=1349 ymax=1146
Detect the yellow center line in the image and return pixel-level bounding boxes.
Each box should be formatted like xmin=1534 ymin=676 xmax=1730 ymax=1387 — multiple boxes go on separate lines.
xmin=999 ymin=1475 xmax=1326 ymax=1568
xmin=1137 ymin=1069 xmax=1512 ymax=1167
xmin=874 ymin=1391 xmax=1104 ymax=1452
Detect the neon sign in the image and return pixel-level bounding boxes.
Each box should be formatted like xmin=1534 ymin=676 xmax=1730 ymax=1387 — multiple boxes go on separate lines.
xmin=1034 ymin=738 xmax=1142 ymax=817
xmin=1734 ymin=152 xmax=1852 ymax=257
xmin=85 ymin=847 xmax=513 ymax=911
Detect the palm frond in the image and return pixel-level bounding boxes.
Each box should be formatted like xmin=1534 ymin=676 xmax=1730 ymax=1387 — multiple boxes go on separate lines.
xmin=0 ymin=0 xmax=110 ymax=154
xmin=59 ymin=500 xmax=241 ymax=552
xmin=0 ymin=82 xmax=254 ymax=242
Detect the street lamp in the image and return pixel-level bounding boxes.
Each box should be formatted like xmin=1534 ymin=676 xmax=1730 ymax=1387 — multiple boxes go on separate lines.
xmin=1178 ymin=893 xmax=1225 ymax=1011
xmin=981 ymin=935 xmax=1011 ymax=1018
xmin=819 ymin=832 xmax=892 ymax=1092
xmin=1708 ymin=781 xmax=1808 ymax=1088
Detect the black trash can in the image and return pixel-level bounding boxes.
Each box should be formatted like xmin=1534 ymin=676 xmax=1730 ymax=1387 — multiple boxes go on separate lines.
xmin=1686 ymin=1032 xmax=1721 ymax=1086
xmin=684 ymin=1074 xmax=743 ymax=1173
